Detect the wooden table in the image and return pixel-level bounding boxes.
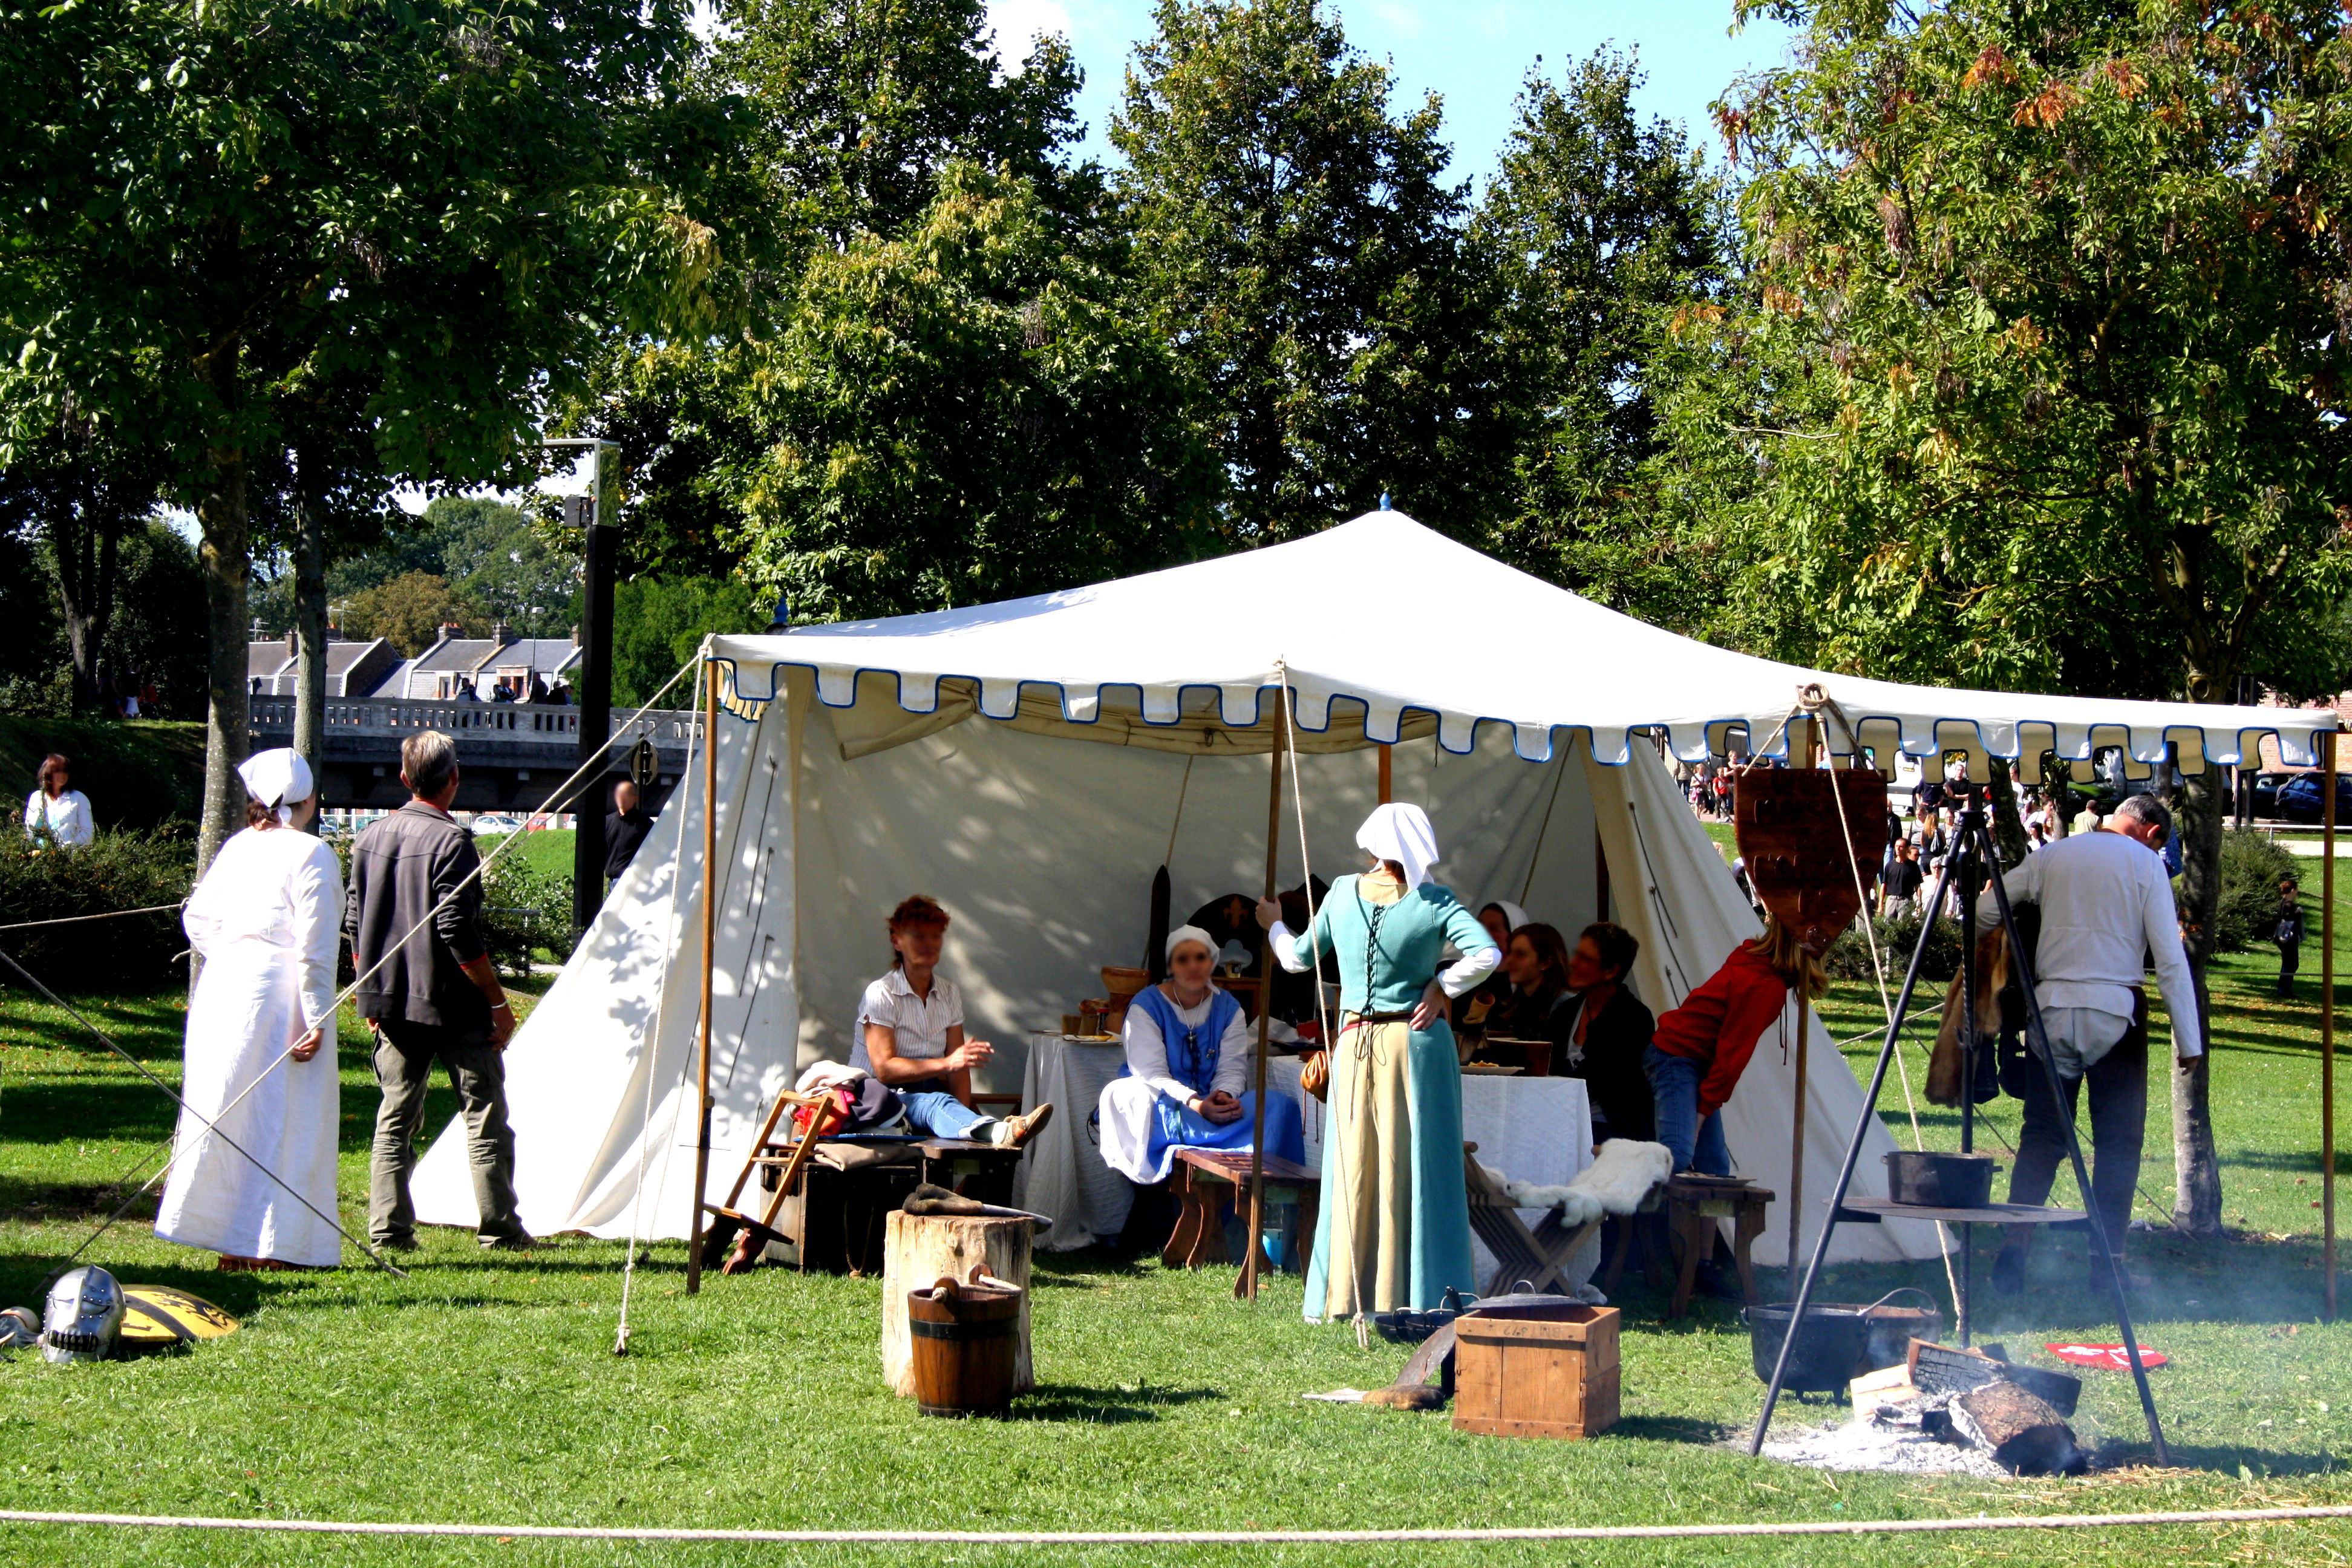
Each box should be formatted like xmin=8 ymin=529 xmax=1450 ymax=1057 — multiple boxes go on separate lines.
xmin=1663 ymin=1175 xmax=1774 ymax=1318
xmin=1165 ymin=1149 xmax=1320 ymax=1291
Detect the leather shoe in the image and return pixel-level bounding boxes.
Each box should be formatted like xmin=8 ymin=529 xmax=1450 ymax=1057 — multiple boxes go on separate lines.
xmin=994 ymin=1103 xmax=1054 ymax=1149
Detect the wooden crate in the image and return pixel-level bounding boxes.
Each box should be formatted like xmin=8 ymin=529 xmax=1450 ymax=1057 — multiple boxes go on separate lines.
xmin=1451 ymin=1304 xmax=1620 ymax=1440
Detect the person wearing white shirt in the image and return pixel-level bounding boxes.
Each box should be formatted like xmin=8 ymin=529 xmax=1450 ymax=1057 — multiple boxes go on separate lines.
xmin=854 ymin=895 xmax=1052 ymax=1149
xmin=1973 ymin=792 xmax=2199 ymax=1292
xmin=1096 ymin=926 xmax=1306 ymax=1198
xmin=22 ymin=753 xmax=94 ymax=849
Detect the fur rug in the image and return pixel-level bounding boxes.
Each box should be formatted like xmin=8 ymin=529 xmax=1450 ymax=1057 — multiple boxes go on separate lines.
xmin=1500 ymin=1139 xmax=1672 ymax=1226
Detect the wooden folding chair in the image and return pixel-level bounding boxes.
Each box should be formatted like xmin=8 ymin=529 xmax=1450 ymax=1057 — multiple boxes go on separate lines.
xmin=1462 ymin=1142 xmax=1603 ymax=1298
xmin=701 ymin=1088 xmax=843 ymax=1273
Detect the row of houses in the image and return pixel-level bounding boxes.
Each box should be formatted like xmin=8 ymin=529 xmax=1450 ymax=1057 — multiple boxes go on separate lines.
xmin=247 ymin=623 xmax=586 ymax=703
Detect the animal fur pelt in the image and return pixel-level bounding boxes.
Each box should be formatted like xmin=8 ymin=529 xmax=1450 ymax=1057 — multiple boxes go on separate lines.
xmin=1929 ymin=929 xmax=2009 ymax=1106
xmin=1498 ymin=1139 xmax=1672 ymax=1224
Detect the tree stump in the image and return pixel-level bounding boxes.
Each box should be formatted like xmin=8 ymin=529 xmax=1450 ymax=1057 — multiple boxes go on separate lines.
xmin=881 ymin=1210 xmax=1034 ymax=1399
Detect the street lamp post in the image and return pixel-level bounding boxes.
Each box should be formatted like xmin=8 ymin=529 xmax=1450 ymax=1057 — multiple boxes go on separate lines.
xmin=544 ymin=438 xmax=619 ymax=936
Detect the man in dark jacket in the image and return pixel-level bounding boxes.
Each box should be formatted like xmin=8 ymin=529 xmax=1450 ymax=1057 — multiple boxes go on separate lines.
xmin=604 ymin=779 xmax=654 ymax=884
xmin=345 ymin=730 xmax=529 ymax=1251
xmin=2276 ymin=878 xmax=2305 ymax=999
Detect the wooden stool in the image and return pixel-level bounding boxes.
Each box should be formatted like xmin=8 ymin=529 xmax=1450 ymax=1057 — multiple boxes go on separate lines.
xmin=916 ymin=1138 xmax=1026 ymax=1207
xmin=1164 ymin=1149 xmax=1319 ymax=1291
xmin=881 ymin=1210 xmax=1034 ymax=1400
xmin=1463 ymin=1146 xmax=1602 ymax=1298
xmin=1662 ymin=1175 xmax=1773 ymax=1318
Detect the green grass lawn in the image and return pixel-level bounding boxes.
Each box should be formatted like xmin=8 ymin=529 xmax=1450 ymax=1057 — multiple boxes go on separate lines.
xmin=486 ymin=825 xmax=577 ymax=880
xmin=0 ymin=921 xmax=2345 ymax=1564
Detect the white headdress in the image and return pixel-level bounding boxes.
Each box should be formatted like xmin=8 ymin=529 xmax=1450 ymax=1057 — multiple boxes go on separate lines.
xmin=1165 ymin=924 xmax=1217 ymax=962
xmin=1483 ymin=899 xmax=1530 ymax=933
xmin=237 ymin=748 xmax=315 ymax=826
xmin=1356 ymin=803 xmax=1440 ymax=890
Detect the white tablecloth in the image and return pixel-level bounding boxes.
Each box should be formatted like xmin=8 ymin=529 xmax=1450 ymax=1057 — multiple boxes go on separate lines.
xmin=1022 ymin=1035 xmax=1596 ymax=1283
xmin=1011 ymin=1033 xmax=1137 ymax=1250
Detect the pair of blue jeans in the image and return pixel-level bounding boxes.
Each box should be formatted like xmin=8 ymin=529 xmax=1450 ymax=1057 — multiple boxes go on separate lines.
xmin=1642 ymin=1045 xmax=1730 ymax=1177
xmin=899 ymin=1088 xmax=996 ymax=1143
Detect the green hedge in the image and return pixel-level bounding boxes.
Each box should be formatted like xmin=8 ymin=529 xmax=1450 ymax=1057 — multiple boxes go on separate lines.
xmin=0 ymin=826 xmax=196 ymax=991
xmin=2209 ymin=829 xmax=2304 ymax=955
xmin=480 ymin=851 xmax=577 ymax=979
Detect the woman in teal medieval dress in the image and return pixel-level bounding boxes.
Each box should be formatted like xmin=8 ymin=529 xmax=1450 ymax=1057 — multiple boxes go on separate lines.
xmin=1257 ymin=803 xmax=1501 ymax=1324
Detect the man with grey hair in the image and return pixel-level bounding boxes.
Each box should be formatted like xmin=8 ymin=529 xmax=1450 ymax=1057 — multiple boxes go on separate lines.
xmin=345 ymin=730 xmax=530 ymax=1252
xmin=1976 ymin=791 xmax=2198 ymax=1292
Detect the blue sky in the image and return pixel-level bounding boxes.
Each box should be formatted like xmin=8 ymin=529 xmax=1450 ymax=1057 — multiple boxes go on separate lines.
xmin=986 ymin=0 xmax=1798 ymax=191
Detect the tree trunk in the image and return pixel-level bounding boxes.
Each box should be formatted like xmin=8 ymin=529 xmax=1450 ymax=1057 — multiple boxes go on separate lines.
xmin=48 ymin=498 xmax=122 ymax=713
xmin=292 ymin=445 xmax=329 ymax=805
xmin=197 ymin=449 xmax=253 ymax=875
xmin=2164 ymin=745 xmax=2225 ymax=1236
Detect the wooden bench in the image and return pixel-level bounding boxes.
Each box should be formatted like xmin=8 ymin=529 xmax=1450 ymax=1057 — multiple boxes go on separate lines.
xmin=1661 ymin=1175 xmax=1773 ymax=1318
xmin=1164 ymin=1149 xmax=1319 ymax=1290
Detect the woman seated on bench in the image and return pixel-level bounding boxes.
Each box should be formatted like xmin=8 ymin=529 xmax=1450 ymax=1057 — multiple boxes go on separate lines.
xmin=855 ymin=895 xmax=1051 ymax=1149
xmin=1098 ymin=926 xmax=1306 ymax=1187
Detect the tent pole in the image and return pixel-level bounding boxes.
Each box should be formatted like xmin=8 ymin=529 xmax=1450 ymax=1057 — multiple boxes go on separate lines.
xmin=1377 ymin=742 xmax=1392 ymax=806
xmin=2326 ymin=727 xmax=2339 ymax=1324
xmin=1241 ymin=687 xmax=1287 ymax=1301
xmin=1786 ymin=716 xmax=1815 ymax=1279
xmin=686 ymin=658 xmax=719 ymax=1295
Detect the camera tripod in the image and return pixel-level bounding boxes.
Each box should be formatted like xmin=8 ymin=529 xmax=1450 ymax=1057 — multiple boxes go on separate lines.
xmin=1746 ymin=788 xmax=2168 ymax=1463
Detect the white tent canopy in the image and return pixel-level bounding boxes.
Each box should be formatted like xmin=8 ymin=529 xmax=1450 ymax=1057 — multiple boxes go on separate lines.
xmin=414 ymin=512 xmax=2319 ymax=1267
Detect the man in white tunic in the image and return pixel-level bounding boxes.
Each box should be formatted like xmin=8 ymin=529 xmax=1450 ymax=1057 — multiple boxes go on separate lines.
xmin=1975 ymin=792 xmax=2200 ymax=1292
xmin=155 ymin=750 xmax=345 ymax=1269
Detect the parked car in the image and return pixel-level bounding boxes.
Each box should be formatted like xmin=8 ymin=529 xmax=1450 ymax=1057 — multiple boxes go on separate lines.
xmin=469 ymin=814 xmax=524 ymax=836
xmin=2271 ymin=774 xmax=2352 ymax=824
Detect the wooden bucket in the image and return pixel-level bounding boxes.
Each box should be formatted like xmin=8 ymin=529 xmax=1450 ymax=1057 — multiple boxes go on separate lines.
xmin=906 ymin=1266 xmax=1024 ymax=1417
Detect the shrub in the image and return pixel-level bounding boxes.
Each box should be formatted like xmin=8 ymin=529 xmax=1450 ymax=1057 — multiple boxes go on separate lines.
xmin=0 ymin=826 xmax=197 ymax=991
xmin=2207 ymin=828 xmax=2304 ymax=955
xmin=1824 ymin=910 xmax=1962 ymax=985
xmin=480 ymin=852 xmax=577 ymax=979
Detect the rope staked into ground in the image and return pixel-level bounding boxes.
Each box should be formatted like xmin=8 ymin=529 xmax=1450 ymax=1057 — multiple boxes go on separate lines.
xmin=0 ymin=1503 xmax=2344 ymax=1545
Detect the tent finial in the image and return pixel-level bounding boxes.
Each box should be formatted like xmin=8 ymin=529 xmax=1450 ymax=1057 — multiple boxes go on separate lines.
xmin=1379 ymin=492 xmax=1390 ymax=511
xmin=767 ymin=593 xmax=790 ymax=634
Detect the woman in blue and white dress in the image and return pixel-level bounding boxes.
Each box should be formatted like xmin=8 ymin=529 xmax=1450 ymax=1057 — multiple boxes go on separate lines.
xmin=1097 ymin=926 xmax=1306 ymax=1184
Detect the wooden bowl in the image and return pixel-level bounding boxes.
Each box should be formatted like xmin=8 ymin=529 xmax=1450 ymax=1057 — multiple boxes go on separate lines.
xmin=1100 ymin=966 xmax=1149 ymax=1004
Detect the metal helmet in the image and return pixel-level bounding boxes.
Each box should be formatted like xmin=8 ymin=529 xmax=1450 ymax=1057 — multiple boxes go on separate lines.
xmin=39 ymin=1266 xmax=124 ymax=1364
xmin=0 ymin=1306 xmax=38 ymax=1351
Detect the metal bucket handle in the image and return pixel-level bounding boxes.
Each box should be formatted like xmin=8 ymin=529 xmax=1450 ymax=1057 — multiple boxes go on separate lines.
xmin=1860 ymin=1286 xmax=1941 ymax=1315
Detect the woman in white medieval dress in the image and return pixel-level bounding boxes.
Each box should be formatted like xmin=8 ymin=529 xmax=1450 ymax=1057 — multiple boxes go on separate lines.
xmin=154 ymin=749 xmax=344 ymax=1270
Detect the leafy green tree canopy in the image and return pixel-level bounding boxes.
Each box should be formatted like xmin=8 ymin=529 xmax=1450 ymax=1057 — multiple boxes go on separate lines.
xmin=1114 ymin=0 xmax=1510 ymax=544
xmin=730 ymin=165 xmax=1221 ymax=618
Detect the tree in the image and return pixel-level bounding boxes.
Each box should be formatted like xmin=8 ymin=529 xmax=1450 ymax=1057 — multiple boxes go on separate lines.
xmin=1475 ymin=51 xmax=1729 ymax=588
xmin=0 ymin=409 xmax=165 ymax=710
xmin=713 ymin=0 xmax=1093 ymax=249
xmin=0 ymin=0 xmax=719 ymax=866
xmin=341 ymin=573 xmax=488 ymax=658
xmin=612 ymin=576 xmax=765 ymax=706
xmin=730 ymin=165 xmax=1221 ymax=618
xmin=1113 ymin=0 xmax=1512 ymax=544
xmin=1709 ymin=0 xmax=2352 ymax=1232
xmin=555 ymin=0 xmax=1098 ymax=582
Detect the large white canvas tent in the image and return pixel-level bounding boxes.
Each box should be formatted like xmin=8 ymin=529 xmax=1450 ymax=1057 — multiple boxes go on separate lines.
xmin=412 ymin=512 xmax=2327 ymax=1265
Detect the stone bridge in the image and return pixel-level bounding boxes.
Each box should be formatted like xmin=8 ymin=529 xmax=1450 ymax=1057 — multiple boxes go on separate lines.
xmin=249 ymin=696 xmax=701 ymax=815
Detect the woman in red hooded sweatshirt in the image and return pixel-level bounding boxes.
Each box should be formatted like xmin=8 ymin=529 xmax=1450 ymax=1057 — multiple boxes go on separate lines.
xmin=1641 ymin=916 xmax=1825 ymax=1175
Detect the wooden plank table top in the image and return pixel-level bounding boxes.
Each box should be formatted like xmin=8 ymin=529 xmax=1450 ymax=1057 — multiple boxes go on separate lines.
xmin=1837 ymin=1197 xmax=2088 ymax=1226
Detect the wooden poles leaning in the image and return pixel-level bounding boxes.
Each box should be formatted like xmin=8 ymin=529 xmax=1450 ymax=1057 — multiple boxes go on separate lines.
xmin=2326 ymin=727 xmax=2339 ymax=1324
xmin=1240 ymin=685 xmax=1289 ymax=1301
xmin=1786 ymin=716 xmax=1815 ymax=1279
xmin=686 ymin=659 xmax=720 ymax=1295
xmin=1377 ymin=741 xmax=1392 ymax=806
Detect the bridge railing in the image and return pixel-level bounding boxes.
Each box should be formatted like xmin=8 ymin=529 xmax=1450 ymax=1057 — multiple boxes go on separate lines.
xmin=250 ymin=696 xmax=701 ymax=746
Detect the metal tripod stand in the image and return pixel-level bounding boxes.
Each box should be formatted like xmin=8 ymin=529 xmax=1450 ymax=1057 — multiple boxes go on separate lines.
xmin=1746 ymin=789 xmax=2169 ymax=1463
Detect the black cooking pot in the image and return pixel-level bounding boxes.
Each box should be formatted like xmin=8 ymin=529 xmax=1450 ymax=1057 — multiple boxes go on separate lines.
xmin=1884 ymin=1150 xmax=1998 ymax=1208
xmin=1742 ymin=1302 xmax=1872 ymax=1393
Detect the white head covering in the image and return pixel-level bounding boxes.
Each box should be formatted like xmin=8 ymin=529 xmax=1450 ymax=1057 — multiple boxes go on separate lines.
xmin=1356 ymin=803 xmax=1440 ymax=890
xmin=237 ymin=748 xmax=315 ymax=826
xmin=1165 ymin=924 xmax=1217 ymax=963
xmin=1482 ymin=899 xmax=1530 ymax=933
